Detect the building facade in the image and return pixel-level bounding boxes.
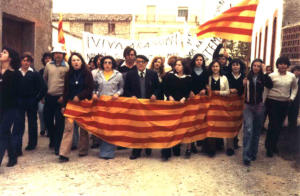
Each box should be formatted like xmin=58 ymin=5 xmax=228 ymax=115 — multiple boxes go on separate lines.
xmin=132 ymin=0 xmax=225 ymax=40
xmin=1 ymin=0 xmax=52 ymax=70
xmin=52 ymin=14 xmax=132 ymax=39
xmin=250 ymin=0 xmax=300 ymax=68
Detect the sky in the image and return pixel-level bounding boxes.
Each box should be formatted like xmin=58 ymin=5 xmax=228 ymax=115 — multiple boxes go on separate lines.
xmin=52 ymin=0 xmax=242 ymax=14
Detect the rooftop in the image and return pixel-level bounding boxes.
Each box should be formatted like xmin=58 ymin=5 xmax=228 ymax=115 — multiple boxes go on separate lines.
xmin=52 ymin=13 xmax=132 ymax=22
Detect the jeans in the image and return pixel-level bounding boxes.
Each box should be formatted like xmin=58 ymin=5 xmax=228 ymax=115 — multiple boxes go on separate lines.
xmin=0 ymin=109 xmax=17 ymax=165
xmin=243 ymin=103 xmax=265 ymax=162
xmin=44 ymin=94 xmax=65 ymax=153
xmin=38 ymin=102 xmax=46 ymax=133
xmin=99 ymin=140 xmax=115 ymax=159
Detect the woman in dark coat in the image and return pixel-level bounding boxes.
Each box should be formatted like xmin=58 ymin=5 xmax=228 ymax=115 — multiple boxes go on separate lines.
xmin=189 ymin=54 xmax=209 ymax=155
xmin=0 ymin=47 xmax=20 ymax=167
xmin=59 ymin=52 xmax=94 ymax=162
xmin=161 ymin=58 xmax=192 ymax=161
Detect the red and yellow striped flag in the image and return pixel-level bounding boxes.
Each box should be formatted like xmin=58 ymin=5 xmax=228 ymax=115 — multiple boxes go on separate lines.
xmin=58 ymin=13 xmax=65 ymax=44
xmin=64 ymin=95 xmax=243 ymax=149
xmin=196 ymin=0 xmax=259 ymax=42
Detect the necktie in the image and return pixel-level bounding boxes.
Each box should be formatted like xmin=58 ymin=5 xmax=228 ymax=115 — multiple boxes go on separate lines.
xmin=140 ymin=71 xmax=144 ymax=78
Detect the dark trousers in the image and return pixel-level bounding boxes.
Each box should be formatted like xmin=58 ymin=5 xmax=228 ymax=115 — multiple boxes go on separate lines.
xmin=161 ymin=144 xmax=181 ymax=158
xmin=44 ymin=94 xmax=65 ymax=153
xmin=131 ymin=148 xmax=152 ymax=157
xmin=203 ymin=138 xmax=216 ymax=154
xmin=0 ymin=109 xmax=17 ymax=165
xmin=13 ymin=99 xmax=38 ymax=149
xmin=288 ymin=99 xmax=299 ymax=129
xmin=265 ymin=99 xmax=289 ymax=153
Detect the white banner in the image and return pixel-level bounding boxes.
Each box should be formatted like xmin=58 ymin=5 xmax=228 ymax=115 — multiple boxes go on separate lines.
xmin=83 ymin=32 xmax=221 ymax=63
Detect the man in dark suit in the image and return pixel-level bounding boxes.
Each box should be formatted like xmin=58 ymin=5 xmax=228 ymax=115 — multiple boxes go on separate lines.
xmin=124 ymin=55 xmax=160 ymax=160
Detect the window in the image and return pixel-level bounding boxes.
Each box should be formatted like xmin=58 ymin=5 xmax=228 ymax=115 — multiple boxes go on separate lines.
xmin=263 ymin=25 xmax=268 ymax=63
xmin=108 ymin=23 xmax=115 ymax=34
xmin=254 ymin=34 xmax=258 ymax=58
xmin=178 ymin=7 xmax=188 ymax=21
xmin=270 ymin=17 xmax=277 ymax=68
xmin=84 ymin=23 xmax=93 ymax=33
xmin=147 ymin=5 xmax=156 ymax=22
xmin=258 ymin=31 xmax=262 ymax=59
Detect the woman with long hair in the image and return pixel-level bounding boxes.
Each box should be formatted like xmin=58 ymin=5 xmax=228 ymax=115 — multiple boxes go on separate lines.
xmin=0 ymin=47 xmax=20 ymax=167
xmin=226 ymin=59 xmax=246 ymax=155
xmin=189 ymin=54 xmax=208 ymax=156
xmin=150 ymin=56 xmax=166 ymax=100
xmin=58 ymin=52 xmax=94 ymax=162
xmin=161 ymin=58 xmax=192 ymax=161
xmin=93 ymin=56 xmax=124 ymax=159
xmin=204 ymin=60 xmax=230 ymax=157
xmin=150 ymin=56 xmax=166 ymax=82
xmin=243 ymin=59 xmax=272 ymax=166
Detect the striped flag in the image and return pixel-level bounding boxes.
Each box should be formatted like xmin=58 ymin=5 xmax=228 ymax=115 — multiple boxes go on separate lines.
xmin=64 ymin=95 xmax=243 ymax=149
xmin=196 ymin=0 xmax=259 ymax=42
xmin=58 ymin=13 xmax=65 ymax=45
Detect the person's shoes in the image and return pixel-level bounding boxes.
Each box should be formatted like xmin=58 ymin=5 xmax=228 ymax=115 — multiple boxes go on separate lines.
xmin=78 ymin=154 xmax=88 ymax=157
xmin=54 ymin=150 xmax=59 ymax=156
xmin=226 ymin=148 xmax=235 ymax=156
xmin=40 ymin=130 xmax=45 ymax=136
xmin=6 ymin=159 xmax=17 ymax=167
xmin=101 ymin=157 xmax=113 ymax=160
xmin=59 ymin=155 xmax=69 ymax=163
xmin=266 ymin=150 xmax=273 ymax=157
xmin=243 ymin=160 xmax=251 ymax=166
xmin=185 ymin=149 xmax=191 ymax=159
xmin=145 ymin=149 xmax=152 ymax=156
xmin=71 ymin=146 xmax=77 ymax=151
xmin=17 ymin=150 xmax=23 ymax=157
xmin=273 ymin=147 xmax=279 ymax=154
xmin=129 ymin=154 xmax=140 ymax=160
xmin=191 ymin=144 xmax=198 ymax=154
xmin=207 ymin=151 xmax=216 ymax=158
xmin=251 ymin=156 xmax=257 ymax=161
xmin=25 ymin=146 xmax=35 ymax=151
xmin=162 ymin=156 xmax=169 ymax=162
xmin=90 ymin=143 xmax=100 ymax=149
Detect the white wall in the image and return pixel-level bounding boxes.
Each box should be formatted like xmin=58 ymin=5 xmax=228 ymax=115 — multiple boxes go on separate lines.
xmin=52 ymin=27 xmax=84 ymax=57
xmin=250 ymin=0 xmax=283 ymax=66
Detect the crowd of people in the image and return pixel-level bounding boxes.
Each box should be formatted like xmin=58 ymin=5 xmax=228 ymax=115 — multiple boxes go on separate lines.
xmin=0 ymin=42 xmax=299 ymax=168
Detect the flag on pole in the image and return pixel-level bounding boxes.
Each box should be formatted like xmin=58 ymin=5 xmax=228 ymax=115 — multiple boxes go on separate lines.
xmin=196 ymin=0 xmax=259 ymax=42
xmin=58 ymin=13 xmax=65 ymax=45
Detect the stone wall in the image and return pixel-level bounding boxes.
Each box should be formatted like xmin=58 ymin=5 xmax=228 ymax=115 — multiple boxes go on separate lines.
xmin=1 ymin=0 xmax=52 ymax=70
xmin=52 ymin=21 xmax=131 ymax=39
xmin=283 ymin=0 xmax=300 ymax=27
